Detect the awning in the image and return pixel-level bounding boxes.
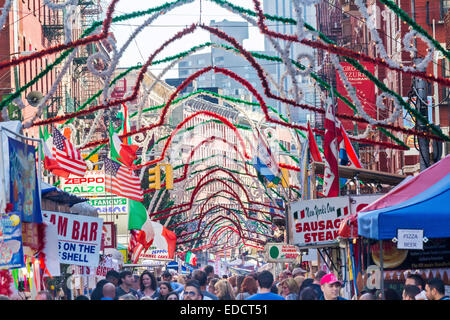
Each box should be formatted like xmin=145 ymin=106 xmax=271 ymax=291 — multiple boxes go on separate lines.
xmin=41 ymin=181 xmax=88 ymax=207
xmin=357 ymin=155 xmax=450 ymax=240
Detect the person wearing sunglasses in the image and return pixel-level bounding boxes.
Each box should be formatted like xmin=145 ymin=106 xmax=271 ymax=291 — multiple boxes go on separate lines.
xmin=183 ymin=280 xmax=204 ymax=300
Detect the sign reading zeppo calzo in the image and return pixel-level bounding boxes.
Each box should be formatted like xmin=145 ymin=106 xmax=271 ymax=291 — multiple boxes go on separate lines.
xmin=42 ymin=211 xmax=103 ymax=267
xmin=290 ymin=196 xmax=350 ymax=247
xmin=61 ymin=171 xmax=105 ymax=196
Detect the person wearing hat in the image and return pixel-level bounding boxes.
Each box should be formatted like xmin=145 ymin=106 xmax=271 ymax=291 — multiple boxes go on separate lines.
xmin=292 ymin=267 xmax=306 ymax=277
xmin=319 ymin=273 xmax=347 ymax=300
xmin=162 ymin=270 xmax=184 ymax=295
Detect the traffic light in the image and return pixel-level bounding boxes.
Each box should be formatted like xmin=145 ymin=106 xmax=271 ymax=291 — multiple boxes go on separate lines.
xmin=148 ymin=165 xmax=161 ymax=189
xmin=163 ymin=164 xmax=173 ymax=190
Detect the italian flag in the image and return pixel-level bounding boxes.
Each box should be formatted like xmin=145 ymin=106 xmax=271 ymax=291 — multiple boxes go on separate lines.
xmin=128 ymin=200 xmax=177 ymax=264
xmin=307 ymin=121 xmax=322 ymax=162
xmin=109 ymin=123 xmax=138 ymax=167
xmin=185 ymin=251 xmax=197 ymax=266
xmin=39 ymin=127 xmax=70 ymax=178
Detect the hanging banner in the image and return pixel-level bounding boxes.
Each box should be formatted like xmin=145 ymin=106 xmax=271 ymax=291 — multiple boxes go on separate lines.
xmin=336 ymin=62 xmax=376 ymax=132
xmin=102 ymin=222 xmax=117 ymax=249
xmin=42 ymin=211 xmax=103 ymax=267
xmin=0 ymin=211 xmax=25 ymax=269
xmin=290 ymin=196 xmax=351 ymax=247
xmin=8 ymin=137 xmax=42 ymax=223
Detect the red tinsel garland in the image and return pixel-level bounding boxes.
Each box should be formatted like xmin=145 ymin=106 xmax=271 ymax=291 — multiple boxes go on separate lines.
xmin=251 ymin=0 xmax=450 ymax=87
xmin=134 ymin=110 xmax=250 ymax=170
xmin=150 ymin=167 xmax=284 ymax=220
xmin=0 ymin=0 xmax=119 ymax=71
xmin=32 ymin=23 xmax=444 ymax=147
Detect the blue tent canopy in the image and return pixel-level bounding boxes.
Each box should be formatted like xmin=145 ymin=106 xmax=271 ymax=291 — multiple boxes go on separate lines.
xmin=358 ymin=173 xmax=450 ymax=240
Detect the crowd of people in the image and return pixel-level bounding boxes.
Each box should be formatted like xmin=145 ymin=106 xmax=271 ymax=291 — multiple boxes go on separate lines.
xmin=1 ymin=265 xmax=448 ymax=300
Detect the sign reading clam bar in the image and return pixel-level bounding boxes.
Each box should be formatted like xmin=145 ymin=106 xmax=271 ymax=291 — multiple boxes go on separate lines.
xmin=290 ymin=196 xmax=351 ymax=247
xmin=265 ymin=243 xmax=300 ymax=263
xmin=42 ymin=211 xmax=103 ymax=267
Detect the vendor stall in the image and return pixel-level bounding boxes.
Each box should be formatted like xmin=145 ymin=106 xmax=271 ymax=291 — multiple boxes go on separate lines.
xmin=356 ymin=155 xmax=450 ymax=298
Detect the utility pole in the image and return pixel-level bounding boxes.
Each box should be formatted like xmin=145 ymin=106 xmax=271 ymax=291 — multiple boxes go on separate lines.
xmin=413 ymin=67 xmax=430 ymax=172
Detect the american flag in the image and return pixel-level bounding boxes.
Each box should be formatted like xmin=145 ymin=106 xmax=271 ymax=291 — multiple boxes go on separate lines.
xmin=104 ymin=158 xmax=143 ymax=202
xmin=52 ymin=127 xmax=86 ymax=177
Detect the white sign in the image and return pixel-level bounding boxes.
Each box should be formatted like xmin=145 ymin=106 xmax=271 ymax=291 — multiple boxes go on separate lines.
xmin=265 ymin=243 xmax=300 ymax=263
xmin=349 ymin=195 xmax=382 ymax=214
xmin=42 ymin=211 xmax=103 ymax=267
xmin=139 ymin=246 xmax=172 ymax=261
xmin=397 ymin=229 xmax=424 ymax=250
xmin=60 ymin=171 xmax=105 ymax=196
xmin=290 ymin=196 xmax=351 ymax=247
xmin=89 ymin=197 xmax=128 ymax=215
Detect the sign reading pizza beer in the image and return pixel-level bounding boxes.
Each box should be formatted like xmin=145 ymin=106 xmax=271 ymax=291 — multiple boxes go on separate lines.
xmin=265 ymin=243 xmax=300 ymax=263
xmin=290 ymin=196 xmax=351 ymax=247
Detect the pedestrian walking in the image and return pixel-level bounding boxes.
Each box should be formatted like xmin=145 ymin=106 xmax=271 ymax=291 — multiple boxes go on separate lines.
xmin=215 ymin=279 xmax=236 ymax=300
xmin=101 ymin=282 xmax=116 ymax=300
xmin=192 ymin=269 xmax=218 ymax=300
xmin=90 ymin=279 xmax=109 ymax=300
xmin=279 ymin=278 xmax=299 ymax=300
xmin=161 ymin=270 xmax=184 ymax=294
xmin=246 ymin=271 xmax=285 ymax=300
xmin=138 ymin=270 xmax=158 ymax=300
xmin=183 ymin=280 xmax=203 ymax=301
xmin=115 ymin=270 xmax=140 ymax=300
xmin=156 ymin=281 xmax=173 ymax=300
xmin=166 ymin=292 xmax=180 ymax=300
xmin=236 ymin=276 xmax=257 ymax=300
xmin=319 ymin=273 xmax=347 ymax=300
xmin=402 ymin=285 xmax=421 ymax=300
xmin=425 ymin=278 xmax=449 ymax=300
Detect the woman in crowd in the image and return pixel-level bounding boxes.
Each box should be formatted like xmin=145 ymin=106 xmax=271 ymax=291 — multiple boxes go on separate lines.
xmin=215 ymin=279 xmax=235 ymax=300
xmin=166 ymin=292 xmax=179 ymax=300
xmin=236 ymin=276 xmax=258 ymax=300
xmin=279 ymin=278 xmax=299 ymax=300
xmin=156 ymin=281 xmax=173 ymax=300
xmin=138 ymin=270 xmax=158 ymax=300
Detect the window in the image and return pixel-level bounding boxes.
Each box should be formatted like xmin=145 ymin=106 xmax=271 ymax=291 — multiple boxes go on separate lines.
xmin=441 ymin=0 xmax=450 ymax=19
xmin=215 ymin=56 xmax=224 ymax=64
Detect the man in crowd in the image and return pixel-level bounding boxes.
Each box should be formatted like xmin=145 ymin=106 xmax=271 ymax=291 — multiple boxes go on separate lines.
xmin=105 ymin=270 xmax=120 ymax=287
xmin=246 ymin=271 xmax=285 ymax=300
xmin=319 ymin=273 xmax=347 ymax=300
xmin=425 ymin=278 xmax=449 ymax=300
xmin=115 ymin=270 xmax=140 ymax=300
xmin=192 ymin=270 xmax=218 ymax=300
xmin=101 ymin=282 xmax=116 ymax=300
xmin=402 ymin=285 xmax=421 ymax=300
xmin=183 ymin=280 xmax=204 ymax=301
xmin=404 ymin=273 xmax=427 ymax=300
xmin=204 ymin=265 xmax=215 ymax=279
xmin=309 ymin=270 xmax=325 ymax=299
xmin=162 ymin=270 xmax=184 ymax=294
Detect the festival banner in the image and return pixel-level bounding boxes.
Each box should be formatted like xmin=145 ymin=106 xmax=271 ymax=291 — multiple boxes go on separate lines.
xmin=336 ymin=62 xmax=376 ymax=132
xmin=8 ymin=137 xmax=42 ymax=223
xmin=290 ymin=196 xmax=351 ymax=247
xmin=42 ymin=211 xmax=103 ymax=267
xmin=0 ymin=212 xmax=25 ymax=269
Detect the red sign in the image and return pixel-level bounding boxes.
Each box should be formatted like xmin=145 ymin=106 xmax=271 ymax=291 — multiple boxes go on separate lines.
xmin=110 ymin=78 xmax=127 ymax=99
xmin=336 ymin=62 xmax=376 ymax=131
